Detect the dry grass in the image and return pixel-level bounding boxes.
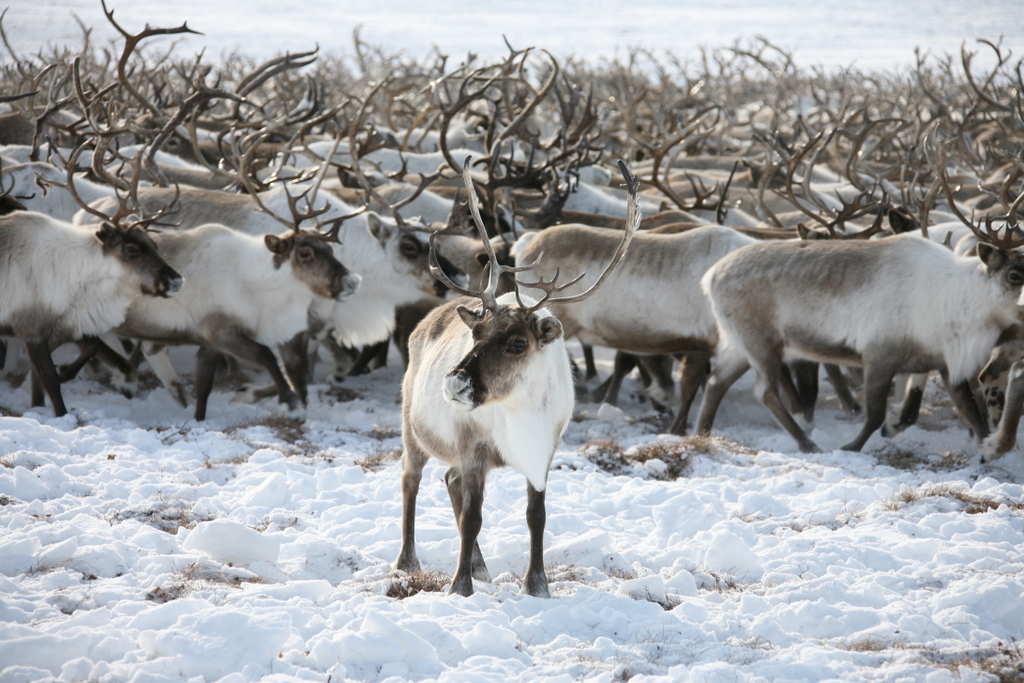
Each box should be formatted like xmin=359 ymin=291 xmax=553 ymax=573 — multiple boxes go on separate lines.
xmin=581 ymin=438 xmax=631 ymax=475
xmin=368 ymin=425 xmax=401 ymax=440
xmin=386 ymin=571 xmax=450 ymax=599
xmin=224 ymin=416 xmax=310 ymax=454
xmin=580 ymin=434 xmax=753 ymax=480
xmin=884 ymin=484 xmax=1024 ymax=514
xmin=203 ymin=454 xmax=251 ymax=469
xmin=107 ymin=499 xmax=213 ymax=534
xmin=355 ymin=443 xmax=402 ymax=472
xmin=872 ymin=445 xmax=971 ymax=472
xmin=916 ymin=643 xmax=1024 ymax=682
xmin=145 ymin=562 xmax=265 ymax=603
xmin=0 ymin=403 xmax=21 ymax=417
xmin=323 ymin=385 xmax=360 ymax=403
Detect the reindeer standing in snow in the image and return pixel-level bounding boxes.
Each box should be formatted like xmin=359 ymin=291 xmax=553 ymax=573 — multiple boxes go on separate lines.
xmin=394 ymin=160 xmax=639 ymax=597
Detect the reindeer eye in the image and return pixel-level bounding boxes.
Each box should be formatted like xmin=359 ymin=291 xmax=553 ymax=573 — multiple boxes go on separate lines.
xmin=124 ymin=244 xmax=140 ymax=257
xmin=297 ymin=247 xmax=314 ymax=261
xmin=1009 ymin=270 xmax=1024 ymax=286
xmin=508 ymin=338 xmax=527 ymax=354
xmin=400 ymin=239 xmax=420 ymax=258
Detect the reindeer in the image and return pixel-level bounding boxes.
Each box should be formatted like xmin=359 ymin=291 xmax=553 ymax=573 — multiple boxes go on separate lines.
xmin=511 ymin=220 xmax=759 ymax=435
xmin=112 ymin=223 xmax=359 ymax=420
xmin=695 ymin=228 xmax=1024 ymax=453
xmin=0 ymin=210 xmax=182 ymax=416
xmin=395 ymin=160 xmax=639 ymax=597
xmin=78 ymin=174 xmax=461 ymax=394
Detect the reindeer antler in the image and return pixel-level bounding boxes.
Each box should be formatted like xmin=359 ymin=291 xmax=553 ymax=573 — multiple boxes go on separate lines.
xmin=427 ymin=157 xmax=544 ymax=310
xmin=515 ymin=159 xmax=640 ymax=313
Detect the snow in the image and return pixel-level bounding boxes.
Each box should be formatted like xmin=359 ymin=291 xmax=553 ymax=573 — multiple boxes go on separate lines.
xmin=2 ymin=340 xmax=1024 ymax=682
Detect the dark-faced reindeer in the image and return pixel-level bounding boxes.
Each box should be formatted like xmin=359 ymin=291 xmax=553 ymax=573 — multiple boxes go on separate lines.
xmin=395 ymin=160 xmax=639 ymax=597
xmin=0 ymin=210 xmax=182 ymax=416
xmin=696 ymin=228 xmax=1024 ymax=453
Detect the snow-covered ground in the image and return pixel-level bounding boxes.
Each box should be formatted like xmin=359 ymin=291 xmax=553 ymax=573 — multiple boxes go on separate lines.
xmin=3 ymin=340 xmax=1024 ymax=683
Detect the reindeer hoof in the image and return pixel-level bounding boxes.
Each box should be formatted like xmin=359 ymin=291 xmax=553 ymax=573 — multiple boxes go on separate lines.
xmin=171 ymin=382 xmax=191 ymax=408
xmin=980 ymin=437 xmax=1007 ymax=463
xmin=522 ymin=572 xmax=551 ymax=598
xmin=283 ymin=404 xmax=307 ymax=422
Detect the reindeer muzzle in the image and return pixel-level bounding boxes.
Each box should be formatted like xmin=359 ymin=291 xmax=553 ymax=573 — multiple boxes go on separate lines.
xmin=442 ymin=369 xmax=477 ymax=411
xmin=334 ymin=272 xmax=362 ymax=302
xmin=153 ymin=266 xmax=183 ymax=298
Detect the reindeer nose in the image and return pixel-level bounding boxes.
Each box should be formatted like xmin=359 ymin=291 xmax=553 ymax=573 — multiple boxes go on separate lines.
xmin=442 ymin=369 xmax=476 ymax=410
xmin=161 ymin=267 xmax=184 ymax=298
xmin=334 ymin=272 xmax=362 ymax=301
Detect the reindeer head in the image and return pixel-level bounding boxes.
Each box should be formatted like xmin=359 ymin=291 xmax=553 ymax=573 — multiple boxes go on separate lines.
xmin=96 ymin=223 xmax=182 ymax=298
xmin=265 ymin=230 xmax=361 ymax=301
xmin=366 ymin=212 xmax=466 ymax=297
xmin=443 ymin=300 xmax=564 ymax=411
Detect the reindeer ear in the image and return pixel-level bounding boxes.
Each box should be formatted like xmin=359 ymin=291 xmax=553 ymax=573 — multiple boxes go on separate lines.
xmin=264 ymin=234 xmax=294 ymax=269
xmin=887 ymin=206 xmax=918 ymax=234
xmin=532 ymin=314 xmax=563 ymax=346
xmin=95 ymin=222 xmax=120 ymax=246
xmin=457 ymin=304 xmax=484 ymax=328
xmin=978 ymin=243 xmax=1008 ymax=272
xmin=367 ymin=212 xmax=396 ymax=246
xmin=264 ymin=234 xmax=293 ymax=254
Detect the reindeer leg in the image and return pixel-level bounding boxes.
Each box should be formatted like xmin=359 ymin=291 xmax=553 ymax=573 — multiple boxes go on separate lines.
xmin=447 ymin=454 xmax=488 ymax=597
xmin=523 ymin=483 xmax=550 ymax=598
xmin=669 ymin=351 xmax=710 ymax=435
xmin=595 ymin=351 xmax=636 ymax=406
xmin=825 ymin=363 xmax=861 ymax=415
xmin=582 ymin=343 xmax=597 ymax=381
xmin=839 ymin=360 xmax=899 ymax=452
xmin=395 ymin=438 xmax=429 ymax=573
xmin=639 ymin=354 xmax=675 ymax=412
xmin=193 ymin=347 xmax=222 ymax=421
xmin=750 ymin=352 xmax=821 ymax=453
xmin=370 ymin=338 xmax=390 ymax=370
xmin=788 ymin=360 xmax=819 ymax=425
xmin=942 ymin=369 xmax=989 ymax=441
xmin=142 ymin=342 xmax=191 ymax=408
xmin=982 ymin=359 xmax=1024 ymax=462
xmin=25 ymin=338 xmax=67 ymax=417
xmin=278 ymin=331 xmax=310 ymax=405
xmin=324 ymin=334 xmax=359 ymax=383
xmin=696 ymin=350 xmax=749 ymax=436
xmin=445 ymin=466 xmax=490 ymax=583
xmin=349 ymin=341 xmax=387 ymax=376
xmin=57 ymin=338 xmax=100 ymax=382
xmin=883 ymin=373 xmax=927 ymax=437
xmin=211 ymin=333 xmax=303 ymax=419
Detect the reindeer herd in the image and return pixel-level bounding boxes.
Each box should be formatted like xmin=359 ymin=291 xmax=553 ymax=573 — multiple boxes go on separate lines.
xmin=1 ymin=8 xmax=1023 ymax=595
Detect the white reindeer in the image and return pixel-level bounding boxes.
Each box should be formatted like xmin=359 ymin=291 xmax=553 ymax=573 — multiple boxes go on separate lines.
xmin=114 ymin=224 xmax=360 ymax=419
xmin=696 ymin=234 xmax=1024 ymax=452
xmin=394 ymin=160 xmax=639 ymax=597
xmin=78 ymin=183 xmax=461 ymax=391
xmin=0 ymin=211 xmax=182 ymax=416
xmin=513 ymin=222 xmax=758 ymax=434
